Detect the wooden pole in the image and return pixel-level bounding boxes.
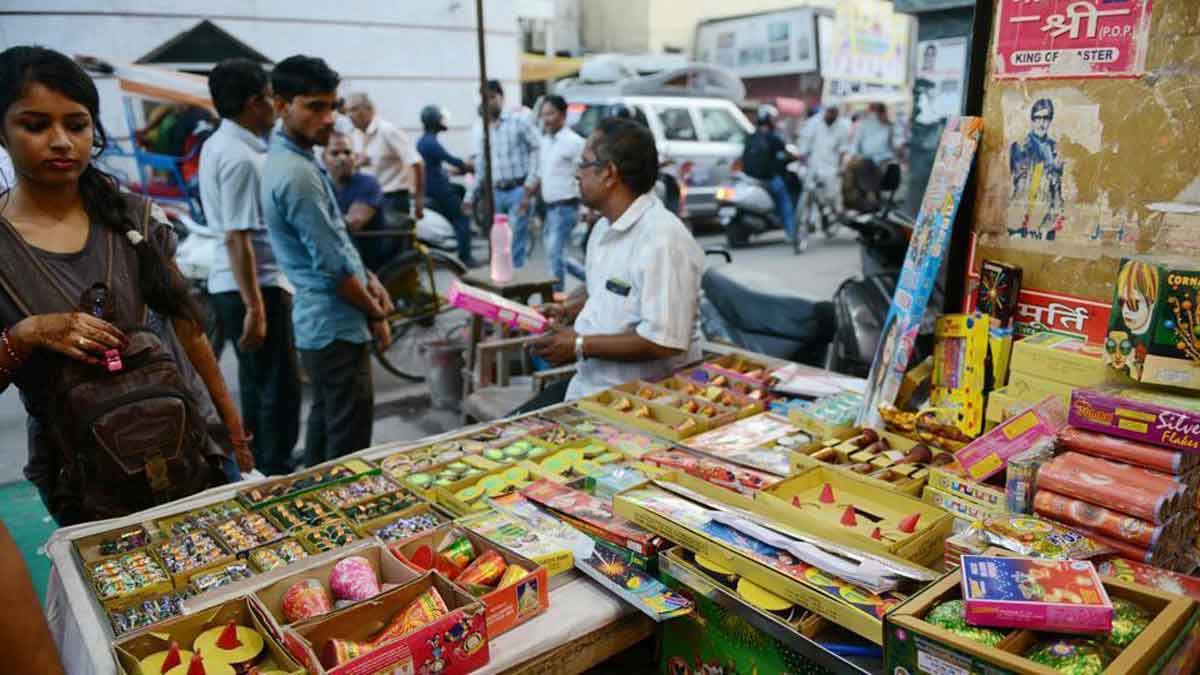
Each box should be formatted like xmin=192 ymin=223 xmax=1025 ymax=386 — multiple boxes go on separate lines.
xmin=475 ymin=0 xmax=495 ymax=229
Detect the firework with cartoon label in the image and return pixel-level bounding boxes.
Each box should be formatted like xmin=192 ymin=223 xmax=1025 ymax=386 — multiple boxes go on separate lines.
xmin=1025 ymin=637 xmax=1109 ymax=675
xmin=960 ymin=556 xmax=1112 ymax=632
xmin=1096 ymin=558 xmax=1200 ymax=601
xmin=973 ymin=514 xmax=1114 ymax=559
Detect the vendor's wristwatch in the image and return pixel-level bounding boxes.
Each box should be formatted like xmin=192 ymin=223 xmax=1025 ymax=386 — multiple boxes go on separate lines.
xmin=574 ymin=334 xmax=586 ymax=362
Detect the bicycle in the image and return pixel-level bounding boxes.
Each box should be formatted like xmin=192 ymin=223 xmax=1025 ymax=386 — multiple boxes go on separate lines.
xmin=354 ymin=222 xmax=469 ymax=381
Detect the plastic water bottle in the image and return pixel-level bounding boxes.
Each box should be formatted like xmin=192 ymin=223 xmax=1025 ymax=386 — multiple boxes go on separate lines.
xmin=490 ymin=214 xmax=514 ymax=283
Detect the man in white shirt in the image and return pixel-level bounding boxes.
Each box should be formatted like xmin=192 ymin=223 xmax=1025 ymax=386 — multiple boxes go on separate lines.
xmin=799 ymin=106 xmax=850 ymax=217
xmin=199 ymin=58 xmax=300 ymax=475
xmin=523 ymin=95 xmax=585 ymax=292
xmin=345 ymin=92 xmax=425 ymax=230
xmin=527 ymin=117 xmax=704 ymax=405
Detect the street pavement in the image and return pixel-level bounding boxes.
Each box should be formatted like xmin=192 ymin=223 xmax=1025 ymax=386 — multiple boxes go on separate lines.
xmin=0 ymin=227 xmax=859 ymax=485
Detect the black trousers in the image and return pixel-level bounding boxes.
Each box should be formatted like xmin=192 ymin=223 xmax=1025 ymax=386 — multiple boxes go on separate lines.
xmin=299 ymin=340 xmax=374 ymax=465
xmin=511 ymin=379 xmax=572 ymax=416
xmin=210 ymin=287 xmax=302 ymax=475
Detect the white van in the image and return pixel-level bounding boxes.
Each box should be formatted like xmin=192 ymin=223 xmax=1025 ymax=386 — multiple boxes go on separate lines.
xmin=564 ymin=95 xmax=753 ymax=220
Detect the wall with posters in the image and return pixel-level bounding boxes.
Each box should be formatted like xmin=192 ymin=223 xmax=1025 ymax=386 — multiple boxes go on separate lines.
xmin=967 ymin=0 xmax=1200 ymax=341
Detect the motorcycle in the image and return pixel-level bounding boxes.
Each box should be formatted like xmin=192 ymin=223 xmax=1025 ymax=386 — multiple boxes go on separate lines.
xmin=702 ymin=162 xmax=931 ymax=378
xmin=714 ymin=165 xmax=806 ymax=251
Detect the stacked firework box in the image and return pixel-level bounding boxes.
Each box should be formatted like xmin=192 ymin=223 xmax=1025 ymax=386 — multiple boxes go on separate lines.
xmin=1030 ymin=388 xmax=1200 ymax=572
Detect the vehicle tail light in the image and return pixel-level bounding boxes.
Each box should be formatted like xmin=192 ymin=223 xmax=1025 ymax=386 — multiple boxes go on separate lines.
xmin=716 ymin=187 xmax=734 ymax=202
xmin=730 ymin=158 xmax=743 ymax=173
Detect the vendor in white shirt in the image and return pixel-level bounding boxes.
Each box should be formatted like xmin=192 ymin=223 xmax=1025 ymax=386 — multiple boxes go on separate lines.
xmin=526 ymin=117 xmax=704 ymax=407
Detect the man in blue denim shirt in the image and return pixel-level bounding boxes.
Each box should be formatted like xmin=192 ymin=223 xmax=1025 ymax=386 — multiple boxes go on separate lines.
xmin=261 ymin=55 xmax=393 ymax=465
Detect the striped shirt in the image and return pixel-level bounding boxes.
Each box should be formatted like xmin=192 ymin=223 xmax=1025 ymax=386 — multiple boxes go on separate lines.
xmin=470 ymin=111 xmax=539 ymax=196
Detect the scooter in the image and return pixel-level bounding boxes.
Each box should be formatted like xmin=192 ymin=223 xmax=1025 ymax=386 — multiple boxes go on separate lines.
xmin=714 ymin=167 xmax=804 ymax=250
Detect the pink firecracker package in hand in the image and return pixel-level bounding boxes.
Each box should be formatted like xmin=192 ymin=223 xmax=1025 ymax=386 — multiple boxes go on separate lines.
xmin=960 ymin=555 xmax=1112 ymax=633
xmin=953 ymin=396 xmax=1067 ymax=481
xmin=446 ymin=279 xmax=547 ymax=333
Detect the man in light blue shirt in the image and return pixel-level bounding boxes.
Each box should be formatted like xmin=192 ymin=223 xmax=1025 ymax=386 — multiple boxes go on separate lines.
xmin=200 ymin=58 xmax=300 ymax=476
xmin=262 ymin=55 xmax=393 ymax=465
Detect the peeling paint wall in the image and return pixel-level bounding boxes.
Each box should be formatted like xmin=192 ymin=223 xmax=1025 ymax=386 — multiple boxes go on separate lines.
xmin=971 ymin=1 xmax=1200 ymax=305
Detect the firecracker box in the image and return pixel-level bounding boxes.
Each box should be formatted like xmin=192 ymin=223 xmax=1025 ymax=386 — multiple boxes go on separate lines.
xmin=960 ymin=556 xmax=1112 ymax=632
xmin=1104 ymin=257 xmax=1200 ymax=391
xmin=885 ymin=553 xmax=1195 ymax=675
xmin=1009 ymin=332 xmax=1109 ymax=389
xmin=238 ymin=460 xmax=376 ymax=510
xmin=1070 ymin=386 xmax=1200 ymax=454
xmin=927 ymin=466 xmax=1008 ymax=512
xmin=253 ymin=542 xmax=421 ymax=635
xmin=285 ymin=571 xmax=490 ymax=675
xmin=613 ymin=479 xmax=908 ymax=644
xmin=701 ymin=353 xmax=775 ymax=388
xmin=790 ymin=428 xmax=948 ymax=497
xmin=521 ymin=479 xmax=665 ymax=556
xmin=390 ymin=524 xmax=549 ymax=637
xmin=576 ymin=390 xmax=709 ymax=440
xmin=397 ymin=456 xmax=502 ymax=500
xmin=358 ymin=501 xmax=449 ymax=542
xmin=931 ymin=313 xmax=990 ymax=437
xmin=1005 ymin=371 xmax=1077 ymax=405
xmin=923 ymin=485 xmax=1005 ymax=524
xmin=656 ymin=375 xmax=765 ymax=418
xmin=657 ymin=547 xmax=835 ymax=673
xmin=114 ymin=595 xmax=304 ymax=675
xmin=457 ymin=509 xmax=576 ymax=579
xmin=953 ymin=396 xmax=1068 ymax=482
xmin=446 ymin=278 xmax=547 ymax=333
xmin=758 ymin=467 xmax=953 ymax=567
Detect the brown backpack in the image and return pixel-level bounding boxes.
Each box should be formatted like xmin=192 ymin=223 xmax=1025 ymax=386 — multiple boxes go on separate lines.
xmin=0 ymin=198 xmax=222 ymax=522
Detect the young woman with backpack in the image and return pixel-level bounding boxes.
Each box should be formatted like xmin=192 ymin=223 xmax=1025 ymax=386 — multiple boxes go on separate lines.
xmin=0 ymin=46 xmax=253 ymax=525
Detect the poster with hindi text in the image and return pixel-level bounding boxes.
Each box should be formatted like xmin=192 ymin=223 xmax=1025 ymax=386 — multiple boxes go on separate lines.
xmin=993 ymin=0 xmax=1154 ymax=80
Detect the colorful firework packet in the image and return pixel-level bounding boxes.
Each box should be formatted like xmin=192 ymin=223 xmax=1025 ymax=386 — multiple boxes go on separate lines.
xmin=575 ymin=539 xmax=692 ymax=621
xmin=521 ymin=479 xmax=664 ymax=555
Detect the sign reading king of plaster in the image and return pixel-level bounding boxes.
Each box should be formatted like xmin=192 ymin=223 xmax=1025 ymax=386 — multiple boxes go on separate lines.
xmin=994 ymin=0 xmax=1154 ymax=80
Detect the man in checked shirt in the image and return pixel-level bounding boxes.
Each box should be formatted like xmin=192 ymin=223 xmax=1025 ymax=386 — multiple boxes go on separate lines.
xmin=466 ymin=80 xmax=540 ymax=267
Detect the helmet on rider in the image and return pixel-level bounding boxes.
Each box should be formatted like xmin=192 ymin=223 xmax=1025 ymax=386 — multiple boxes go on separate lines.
xmin=420 ymin=105 xmax=448 ymax=132
xmin=755 ymin=104 xmax=779 ymax=127
xmin=607 ymin=103 xmax=635 ymax=120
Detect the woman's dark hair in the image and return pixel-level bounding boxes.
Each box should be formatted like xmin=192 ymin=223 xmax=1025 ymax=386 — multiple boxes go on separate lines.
xmin=593 ymin=117 xmax=658 ymax=196
xmin=271 ymin=55 xmax=339 ymax=101
xmin=208 ymin=58 xmax=269 ymax=119
xmin=0 ymin=45 xmax=202 ymax=324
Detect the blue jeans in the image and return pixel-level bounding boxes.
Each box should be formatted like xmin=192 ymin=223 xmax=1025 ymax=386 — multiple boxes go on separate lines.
xmin=767 ymin=174 xmax=797 ymax=242
xmin=493 ymin=185 xmax=532 ymax=268
xmin=542 ymin=201 xmax=579 ymax=291
xmin=427 ymin=183 xmax=473 ymax=263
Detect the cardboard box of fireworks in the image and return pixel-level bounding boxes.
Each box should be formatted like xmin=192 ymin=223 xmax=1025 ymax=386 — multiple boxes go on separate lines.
xmin=613 ymin=473 xmax=919 ymax=644
xmin=285 ymin=571 xmax=489 ymax=675
xmin=757 ymin=466 xmax=954 ymax=568
xmin=113 ymin=595 xmax=305 ymax=675
xmin=389 ymin=524 xmax=550 ymax=637
xmin=789 ymin=428 xmax=953 ymax=497
xmin=252 ymin=542 xmax=423 ymax=641
xmin=884 ymin=551 xmax=1195 ymax=675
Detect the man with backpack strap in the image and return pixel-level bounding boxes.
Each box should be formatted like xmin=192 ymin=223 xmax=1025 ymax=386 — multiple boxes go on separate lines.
xmin=742 ymin=105 xmax=799 ymax=249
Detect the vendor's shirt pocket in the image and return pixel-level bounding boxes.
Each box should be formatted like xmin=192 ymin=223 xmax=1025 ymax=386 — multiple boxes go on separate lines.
xmin=603 ymin=278 xmax=641 ymax=329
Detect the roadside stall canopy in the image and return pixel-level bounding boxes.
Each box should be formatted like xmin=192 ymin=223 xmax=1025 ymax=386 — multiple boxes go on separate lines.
xmin=520 ymin=53 xmax=584 ymax=83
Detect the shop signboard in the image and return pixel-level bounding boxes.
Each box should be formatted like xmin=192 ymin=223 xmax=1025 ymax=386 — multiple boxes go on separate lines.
xmin=859 ymin=116 xmax=983 ymax=430
xmin=993 ymin=0 xmax=1154 ymax=80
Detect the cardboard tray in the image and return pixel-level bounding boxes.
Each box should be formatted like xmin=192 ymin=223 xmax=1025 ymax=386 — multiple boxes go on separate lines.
xmin=295 ymin=518 xmax=362 ymax=555
xmin=73 ymin=522 xmax=157 ymax=565
xmin=701 ymin=354 xmax=775 ymax=387
xmin=399 ymin=455 xmax=502 ymax=499
xmin=613 ymin=478 xmax=910 ymax=644
xmin=656 ymin=375 xmax=765 ymax=418
xmin=316 ymin=472 xmax=406 ymax=510
xmin=359 ymin=501 xmax=450 ymax=542
xmin=926 ymin=465 xmax=1008 ymax=512
xmin=154 ymin=500 xmax=246 ymax=539
xmin=253 ymin=542 xmax=422 ymax=635
xmin=885 ymin=554 xmax=1195 ymax=674
xmin=238 ymin=459 xmax=375 ymax=509
xmin=759 ymin=466 xmax=954 ymax=567
xmin=284 ymin=571 xmax=490 ymax=675
xmin=152 ymin=532 xmax=238 ymax=589
xmin=86 ymin=547 xmax=175 ymax=611
xmin=113 ymin=595 xmax=305 ymax=675
xmin=657 ymin=547 xmax=881 ymax=675
xmin=340 ymin=490 xmax=426 ymax=527
xmin=390 ymin=524 xmax=550 ymax=637
xmin=576 ymin=391 xmax=709 ymax=441
xmin=435 ymin=464 xmax=531 ymax=517
xmin=789 ymin=429 xmax=940 ymax=496
xmin=247 ymin=536 xmax=312 ymax=573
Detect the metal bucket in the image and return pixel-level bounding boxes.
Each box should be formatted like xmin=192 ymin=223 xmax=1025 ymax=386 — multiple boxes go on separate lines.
xmin=423 ymin=339 xmax=464 ymax=410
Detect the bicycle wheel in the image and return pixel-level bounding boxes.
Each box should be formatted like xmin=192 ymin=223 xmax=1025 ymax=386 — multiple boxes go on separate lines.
xmin=374 ymin=253 xmax=469 ymax=381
